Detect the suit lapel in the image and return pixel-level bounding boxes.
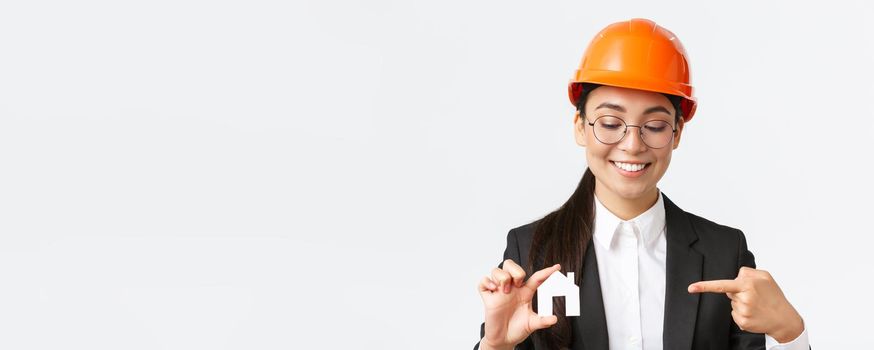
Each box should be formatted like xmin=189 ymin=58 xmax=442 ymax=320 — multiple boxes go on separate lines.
xmin=574 ymin=239 xmax=609 ymax=350
xmin=661 ymin=194 xmax=703 ymax=350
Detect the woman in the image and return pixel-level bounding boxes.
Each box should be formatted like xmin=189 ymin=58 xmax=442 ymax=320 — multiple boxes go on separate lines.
xmin=474 ymin=19 xmax=810 ymax=350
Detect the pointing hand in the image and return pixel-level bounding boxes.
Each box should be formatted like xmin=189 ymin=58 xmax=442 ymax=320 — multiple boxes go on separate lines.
xmin=688 ymin=267 xmax=804 ymax=343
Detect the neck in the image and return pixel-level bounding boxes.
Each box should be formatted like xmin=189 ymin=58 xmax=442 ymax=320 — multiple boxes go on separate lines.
xmin=593 ymin=181 xmax=660 ymax=220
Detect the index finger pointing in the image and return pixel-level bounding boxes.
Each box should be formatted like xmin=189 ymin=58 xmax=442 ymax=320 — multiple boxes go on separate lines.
xmin=688 ymin=279 xmax=743 ymax=294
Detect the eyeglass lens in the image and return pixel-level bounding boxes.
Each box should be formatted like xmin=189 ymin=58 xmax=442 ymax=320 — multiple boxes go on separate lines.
xmin=591 ymin=116 xmax=674 ymax=149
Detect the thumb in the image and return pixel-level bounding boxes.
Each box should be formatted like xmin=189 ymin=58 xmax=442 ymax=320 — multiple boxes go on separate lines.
xmin=528 ymin=314 xmax=558 ymax=331
xmin=524 ymin=264 xmax=562 ymax=291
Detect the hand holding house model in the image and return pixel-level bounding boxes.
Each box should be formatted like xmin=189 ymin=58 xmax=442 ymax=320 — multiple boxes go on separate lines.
xmin=536 ymin=270 xmax=580 ymax=317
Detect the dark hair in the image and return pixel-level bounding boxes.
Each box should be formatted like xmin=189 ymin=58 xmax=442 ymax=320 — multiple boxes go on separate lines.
xmin=528 ymin=83 xmax=683 ymax=349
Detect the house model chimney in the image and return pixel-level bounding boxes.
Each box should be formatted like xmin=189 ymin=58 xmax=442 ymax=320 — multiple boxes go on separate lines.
xmin=536 ymin=270 xmax=581 ymax=317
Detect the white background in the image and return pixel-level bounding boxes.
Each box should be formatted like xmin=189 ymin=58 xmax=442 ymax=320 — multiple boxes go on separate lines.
xmin=0 ymin=0 xmax=872 ymax=349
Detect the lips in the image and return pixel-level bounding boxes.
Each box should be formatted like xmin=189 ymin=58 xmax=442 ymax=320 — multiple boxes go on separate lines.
xmin=611 ymin=160 xmax=651 ymax=172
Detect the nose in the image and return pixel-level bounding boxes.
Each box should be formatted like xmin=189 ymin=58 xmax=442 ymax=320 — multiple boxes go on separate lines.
xmin=617 ymin=126 xmax=648 ymax=154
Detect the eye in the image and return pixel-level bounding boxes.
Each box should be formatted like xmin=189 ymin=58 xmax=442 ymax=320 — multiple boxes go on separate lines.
xmin=596 ymin=116 xmax=624 ymax=130
xmin=644 ymin=125 xmax=667 ymax=132
xmin=643 ymin=120 xmax=672 ymax=133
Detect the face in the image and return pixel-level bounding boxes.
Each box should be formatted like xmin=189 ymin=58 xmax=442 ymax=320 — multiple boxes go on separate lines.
xmin=573 ymin=85 xmax=684 ymax=203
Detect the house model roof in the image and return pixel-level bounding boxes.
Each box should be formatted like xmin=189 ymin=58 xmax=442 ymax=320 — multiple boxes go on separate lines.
xmin=537 ymin=270 xmax=581 ymax=317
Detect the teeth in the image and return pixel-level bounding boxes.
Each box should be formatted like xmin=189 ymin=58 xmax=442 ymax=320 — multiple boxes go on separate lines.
xmin=612 ymin=161 xmax=647 ymax=172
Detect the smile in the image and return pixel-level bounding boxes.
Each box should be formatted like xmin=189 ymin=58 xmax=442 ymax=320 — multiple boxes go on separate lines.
xmin=611 ymin=161 xmax=651 ymax=173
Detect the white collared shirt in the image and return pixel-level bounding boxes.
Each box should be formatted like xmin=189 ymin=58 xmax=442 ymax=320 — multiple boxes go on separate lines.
xmin=591 ymin=191 xmax=809 ymax=350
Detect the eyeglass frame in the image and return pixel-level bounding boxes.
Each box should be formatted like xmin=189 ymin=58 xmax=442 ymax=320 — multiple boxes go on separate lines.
xmin=584 ymin=115 xmax=679 ymax=149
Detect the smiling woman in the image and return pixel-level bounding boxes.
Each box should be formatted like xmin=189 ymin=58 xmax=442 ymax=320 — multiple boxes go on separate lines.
xmin=575 ymin=85 xmax=684 ymax=216
xmin=474 ymin=18 xmax=810 ymax=350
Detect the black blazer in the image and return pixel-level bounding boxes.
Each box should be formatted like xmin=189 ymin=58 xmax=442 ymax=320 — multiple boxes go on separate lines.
xmin=475 ymin=193 xmax=771 ymax=350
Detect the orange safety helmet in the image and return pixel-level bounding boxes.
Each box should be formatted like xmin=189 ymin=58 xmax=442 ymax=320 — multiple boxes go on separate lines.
xmin=568 ymin=18 xmax=698 ymax=122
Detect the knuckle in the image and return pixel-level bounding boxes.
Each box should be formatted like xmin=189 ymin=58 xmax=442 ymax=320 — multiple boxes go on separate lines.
xmin=753 ymin=280 xmax=768 ymax=292
xmin=491 ymin=268 xmax=508 ymax=281
xmin=505 ymin=264 xmax=524 ymax=276
xmin=739 ymin=266 xmax=756 ymax=276
xmin=511 ymin=271 xmax=526 ymax=280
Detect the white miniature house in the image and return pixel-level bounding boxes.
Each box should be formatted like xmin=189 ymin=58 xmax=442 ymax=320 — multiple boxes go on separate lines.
xmin=537 ymin=271 xmax=580 ymax=317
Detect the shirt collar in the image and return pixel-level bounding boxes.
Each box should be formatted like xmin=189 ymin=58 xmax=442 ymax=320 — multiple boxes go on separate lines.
xmin=593 ymin=190 xmax=666 ymax=250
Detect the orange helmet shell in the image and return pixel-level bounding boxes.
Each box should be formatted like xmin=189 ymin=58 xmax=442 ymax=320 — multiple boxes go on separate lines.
xmin=568 ymin=18 xmax=698 ymax=122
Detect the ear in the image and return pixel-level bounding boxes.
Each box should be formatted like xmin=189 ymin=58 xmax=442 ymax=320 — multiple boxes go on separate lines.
xmin=573 ymin=111 xmax=587 ymax=147
xmin=672 ymin=116 xmax=685 ymax=150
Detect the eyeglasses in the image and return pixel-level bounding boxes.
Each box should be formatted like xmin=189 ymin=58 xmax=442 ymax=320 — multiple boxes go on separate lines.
xmin=585 ymin=115 xmax=677 ymax=149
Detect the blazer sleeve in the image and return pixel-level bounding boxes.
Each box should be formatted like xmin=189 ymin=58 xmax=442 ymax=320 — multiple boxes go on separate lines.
xmin=474 ymin=229 xmax=536 ymax=350
xmin=729 ymin=230 xmax=813 ymax=350
xmin=729 ymin=229 xmax=767 ymax=350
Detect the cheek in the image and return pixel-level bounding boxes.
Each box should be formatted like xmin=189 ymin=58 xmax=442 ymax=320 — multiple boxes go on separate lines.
xmin=584 ymin=145 xmax=615 ymax=180
xmin=584 ymin=142 xmax=612 ymax=162
xmin=650 ymin=150 xmax=673 ymax=173
xmin=657 ymin=149 xmax=673 ymax=164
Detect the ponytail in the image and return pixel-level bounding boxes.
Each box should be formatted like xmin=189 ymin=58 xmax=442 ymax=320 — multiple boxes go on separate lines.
xmin=528 ymin=167 xmax=596 ymax=349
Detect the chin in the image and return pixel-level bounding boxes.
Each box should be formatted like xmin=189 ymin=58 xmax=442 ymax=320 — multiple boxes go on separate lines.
xmin=591 ymin=162 xmax=662 ymax=199
xmin=605 ymin=175 xmax=658 ymax=198
xmin=613 ymin=186 xmax=652 ymax=200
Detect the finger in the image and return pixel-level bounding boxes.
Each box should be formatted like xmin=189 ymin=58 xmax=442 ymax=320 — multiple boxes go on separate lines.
xmin=527 ymin=314 xmax=558 ymax=331
xmin=502 ymin=259 xmax=527 ymax=288
xmin=479 ymin=276 xmax=498 ymax=293
xmin=728 ymin=291 xmax=751 ymax=304
xmin=524 ymin=264 xmax=562 ymax=290
xmin=731 ymin=309 xmax=751 ymax=331
xmin=730 ymin=300 xmax=751 ymax=318
xmin=688 ymin=279 xmax=743 ymax=294
xmin=491 ymin=268 xmax=512 ymax=294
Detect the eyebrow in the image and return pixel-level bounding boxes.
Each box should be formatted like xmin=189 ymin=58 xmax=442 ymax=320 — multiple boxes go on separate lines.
xmin=595 ymin=102 xmax=673 ymax=116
